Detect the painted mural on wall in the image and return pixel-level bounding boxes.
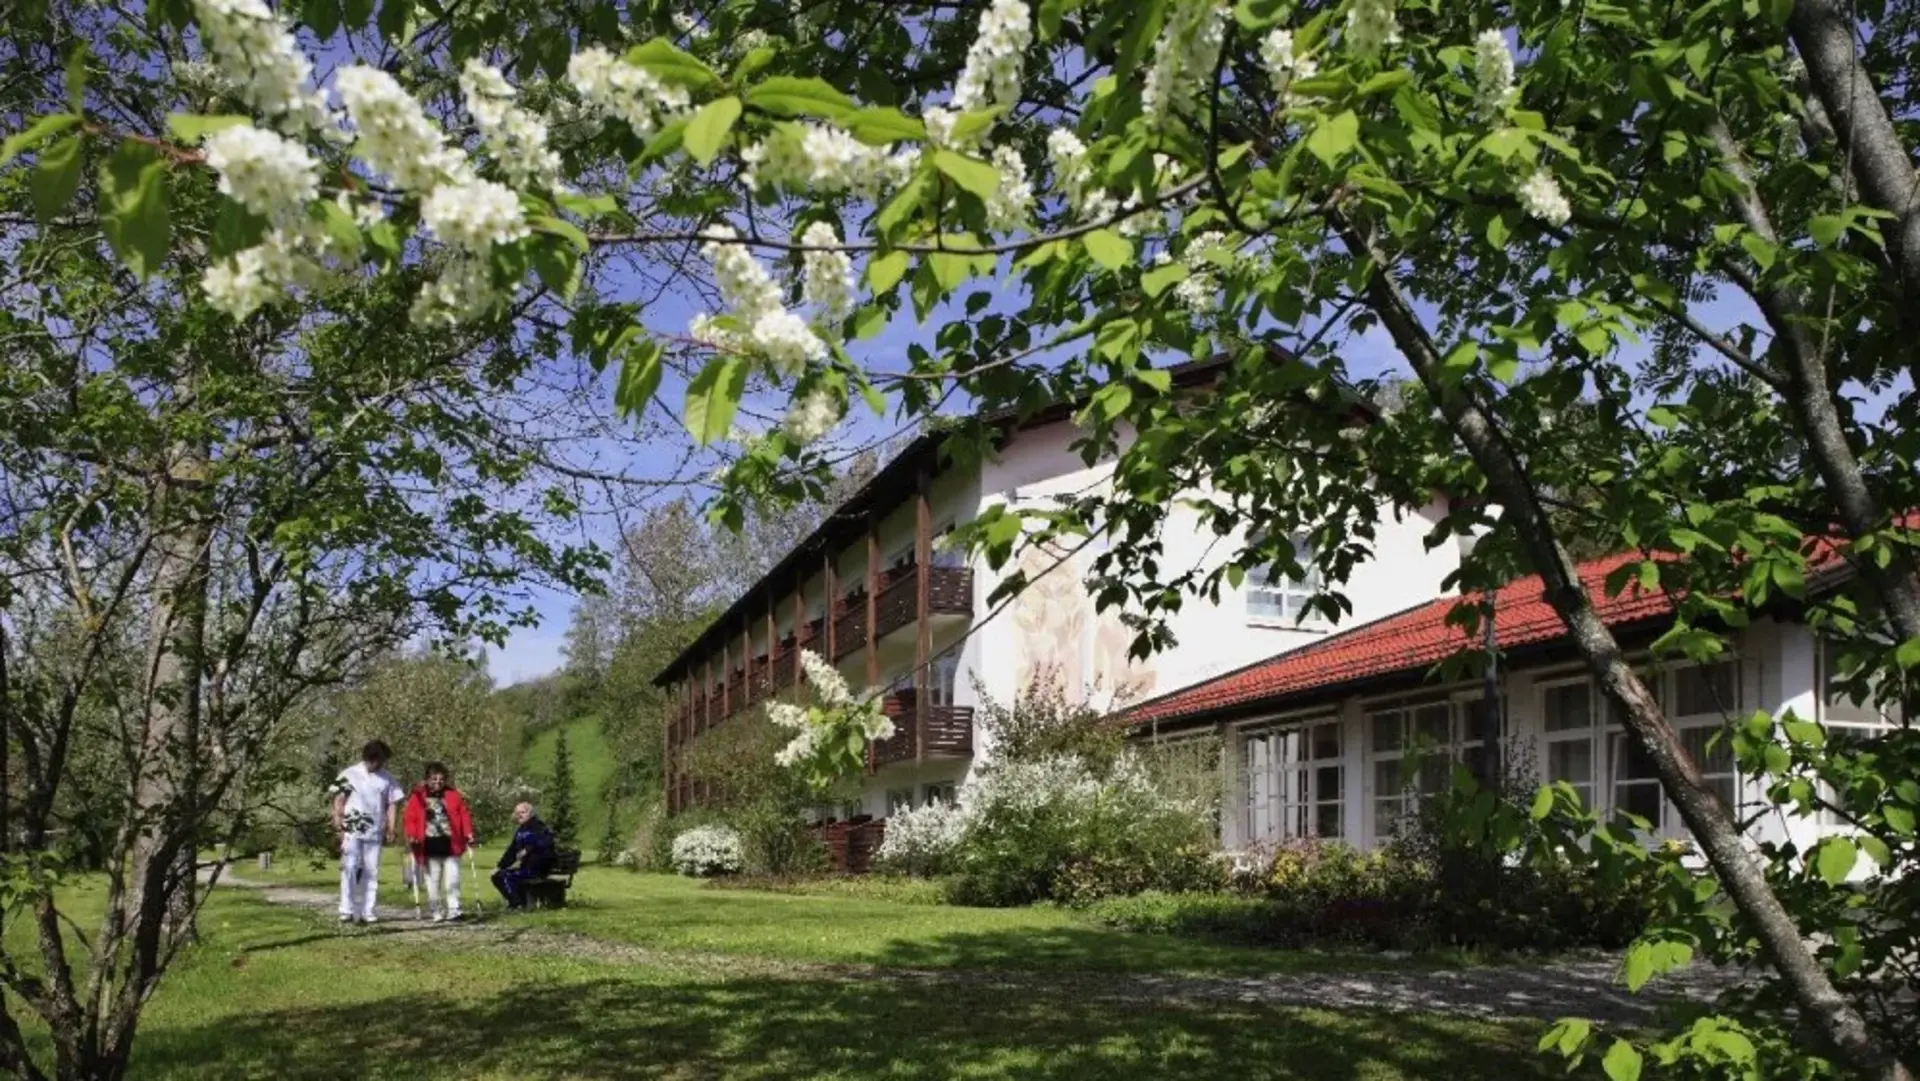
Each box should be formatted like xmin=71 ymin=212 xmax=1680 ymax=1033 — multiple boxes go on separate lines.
xmin=1009 ymin=539 xmax=1158 ymax=708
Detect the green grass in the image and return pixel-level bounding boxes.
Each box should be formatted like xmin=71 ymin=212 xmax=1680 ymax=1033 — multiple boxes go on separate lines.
xmin=537 ymin=871 xmax=1454 ymax=976
xmin=103 ymin=890 xmax=1555 ymax=1081
xmin=522 ymin=714 xmax=619 ymax=850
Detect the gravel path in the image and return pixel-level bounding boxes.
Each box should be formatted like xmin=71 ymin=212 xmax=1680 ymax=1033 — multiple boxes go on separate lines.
xmin=211 ymin=870 xmax=1749 ymax=1024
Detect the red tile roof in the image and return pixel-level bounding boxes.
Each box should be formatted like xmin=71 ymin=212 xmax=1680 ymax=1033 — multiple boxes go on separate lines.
xmin=1122 ymin=551 xmax=1677 ymax=727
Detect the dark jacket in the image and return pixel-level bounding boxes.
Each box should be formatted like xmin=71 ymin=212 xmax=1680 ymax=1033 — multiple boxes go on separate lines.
xmin=498 ymin=816 xmax=555 ymax=875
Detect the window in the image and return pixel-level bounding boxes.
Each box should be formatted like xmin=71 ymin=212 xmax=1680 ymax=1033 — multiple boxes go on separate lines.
xmin=1541 ymin=680 xmax=1597 ymax=809
xmin=1609 ymin=661 xmax=1740 ymax=836
xmin=885 ymin=788 xmax=915 ymax=815
xmin=931 ymin=524 xmax=966 ymax=569
xmin=922 ymin=781 xmax=956 ymax=807
xmin=1816 ymin=641 xmax=1902 ymax=824
xmin=929 ymin=653 xmax=961 ymax=707
xmin=1246 ymin=533 xmax=1319 ymax=624
xmin=1366 ymin=698 xmax=1486 ymax=834
xmin=1243 ymin=719 xmax=1345 ymax=841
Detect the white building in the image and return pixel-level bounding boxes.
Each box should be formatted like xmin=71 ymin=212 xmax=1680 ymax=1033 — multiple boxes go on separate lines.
xmin=1122 ymin=549 xmax=1902 ymax=856
xmin=651 ymin=359 xmax=1463 ymax=842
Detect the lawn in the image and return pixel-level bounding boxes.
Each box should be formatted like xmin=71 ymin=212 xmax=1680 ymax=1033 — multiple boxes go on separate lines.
xmin=521 ymin=714 xmax=621 ymax=850
xmin=232 ymin=860 xmax=1458 ymax=976
xmin=111 ymin=890 xmax=1554 ymax=1081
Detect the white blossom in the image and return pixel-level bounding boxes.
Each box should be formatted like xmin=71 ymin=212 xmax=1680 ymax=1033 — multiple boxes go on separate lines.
xmin=460 ymin=59 xmax=564 ymax=189
xmin=985 ymin=145 xmax=1033 ymax=231
xmin=669 ymin=825 xmax=744 ymax=876
xmin=672 ymin=12 xmax=708 ymax=38
xmin=409 ymin=257 xmax=500 ymax=326
xmin=189 ymin=0 xmax=331 ymax=133
xmin=860 ymin=710 xmax=897 ymax=742
xmin=419 ymin=178 xmax=530 ymax=254
xmin=202 ymin=248 xmax=282 ymax=320
xmin=1142 ymin=0 xmax=1230 ymax=127
xmin=782 ymin=389 xmax=843 ymax=446
xmin=766 ymin=701 xmax=811 ymax=729
xmin=798 ymin=649 xmax=851 ymax=705
xmin=1260 ymin=28 xmax=1320 ymax=102
xmin=200 ymin=220 xmax=337 ymax=320
xmin=336 ymin=65 xmax=471 ymax=192
xmin=800 ymin=221 xmax=855 ymax=321
xmin=567 ymin=46 xmax=691 ymax=138
xmin=874 ymin=800 xmax=966 ymax=875
xmin=950 ymin=0 xmax=1033 ymax=114
xmin=1472 ymin=29 xmax=1517 ymax=123
xmin=201 ymin=123 xmax=319 ymax=224
xmin=700 ymin=226 xmax=829 ymax=370
xmin=1343 ymin=0 xmax=1400 ymax=61
xmin=336 ymin=191 xmax=386 ymax=228
xmin=688 ymin=311 xmax=740 ymax=352
xmin=1047 ymin=128 xmax=1118 ymax=222
xmin=1517 ymin=168 xmax=1572 ymax=227
xmin=744 ymin=124 xmax=915 ymax=198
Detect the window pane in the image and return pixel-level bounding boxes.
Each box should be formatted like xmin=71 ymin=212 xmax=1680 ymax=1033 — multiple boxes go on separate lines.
xmin=1374 ymin=759 xmax=1405 ymax=797
xmin=1247 ymin=587 xmax=1285 ymax=620
xmin=1370 ymin=712 xmax=1403 ymax=752
xmin=1316 ymin=765 xmax=1343 ymax=802
xmin=1462 ymin=697 xmax=1501 ymax=744
xmin=1316 ymin=802 xmax=1343 ymax=838
xmin=1547 ymin=739 xmax=1592 ymax=788
xmin=1611 ymin=734 xmax=1658 ymax=781
xmin=1674 ymin=662 xmax=1737 ymax=717
xmin=1414 ymin=704 xmax=1452 ymax=746
xmin=1614 ymin=780 xmax=1663 ymax=824
xmin=1544 ymin=683 xmax=1592 ymax=732
xmin=1418 ymin=758 xmax=1451 ymax=796
xmin=1680 ymin=725 xmax=1734 ymax=775
xmin=1312 ymin=723 xmax=1342 ymax=760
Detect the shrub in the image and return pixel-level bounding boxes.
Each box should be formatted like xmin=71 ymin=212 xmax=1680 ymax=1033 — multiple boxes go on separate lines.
xmin=974 ymin=672 xmax=1126 ymax=770
xmin=873 ymin=800 xmax=966 ymax=876
xmin=1081 ymin=891 xmax=1285 ymax=945
xmin=669 ymin=824 xmax=744 ymax=877
xmin=946 ymin=753 xmax=1217 ymax=906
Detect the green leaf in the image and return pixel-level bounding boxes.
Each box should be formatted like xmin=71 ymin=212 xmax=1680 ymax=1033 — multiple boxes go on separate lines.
xmin=1895 ymin=636 xmax=1920 ymax=670
xmin=859 ymin=379 xmax=888 ymax=416
xmin=847 ymin=107 xmax=927 ymax=145
xmin=1089 ymin=383 xmax=1133 ymax=421
xmin=626 ymin=38 xmax=719 ymax=90
xmin=2 ymin=112 xmax=81 ymax=166
xmin=343 ymin=0 xmax=371 ymax=27
xmin=376 ymin=0 xmax=413 ymax=41
xmin=302 ymin=0 xmax=341 ymax=38
xmin=932 ymin=148 xmax=1002 ymax=200
xmin=874 ymin=167 xmax=934 ymax=240
xmin=1739 ymin=231 xmax=1776 ymax=271
xmin=1306 ymin=110 xmax=1359 ymax=167
xmin=1601 ymin=1040 xmax=1643 ymax=1081
xmin=929 ymin=250 xmax=972 ymax=292
xmin=29 ymin=132 xmax=84 ymax=221
xmin=98 ymin=140 xmax=171 ymax=280
xmin=310 ymin=198 xmax=363 ymax=257
xmin=531 ymin=214 xmax=589 ymax=253
xmin=211 ymin=199 xmax=268 ymax=257
xmin=1530 ymin=785 xmax=1554 ymax=820
xmin=531 ymin=236 xmax=582 ymax=298
xmin=683 ymin=355 xmax=749 ymax=445
xmin=165 ymin=113 xmax=251 ymax=144
xmin=1038 ymin=0 xmax=1081 ymax=38
xmin=683 ymin=96 xmax=742 ymax=165
xmin=1809 ymin=214 xmax=1847 ymax=248
xmin=1540 ymin=1017 xmax=1591 ymax=1056
xmin=1083 ymin=228 xmax=1132 ymax=270
xmin=745 ymin=76 xmax=854 ymax=120
xmin=732 ymin=46 xmax=777 ymax=82
xmin=867 ymin=249 xmax=911 ymax=291
xmin=1814 ymin=836 xmax=1856 ymax=885
xmin=615 ymin=337 xmax=664 ymax=418
xmin=1885 ymin=803 xmax=1916 ymax=835
xmin=1234 ymin=0 xmax=1288 ymax=29
xmin=1357 ymin=70 xmax=1411 ymax=96
xmin=64 ymin=43 xmax=89 ymax=112
xmin=852 ymin=305 xmax=888 ymax=340
xmin=557 ymin=191 xmax=620 ymax=219
xmin=1141 ymin=260 xmax=1189 ymax=297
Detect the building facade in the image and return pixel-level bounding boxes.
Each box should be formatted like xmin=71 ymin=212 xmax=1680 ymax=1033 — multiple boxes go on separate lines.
xmin=651 ymin=369 xmax=1463 ymax=822
xmin=1123 ymin=552 xmax=1901 ymax=859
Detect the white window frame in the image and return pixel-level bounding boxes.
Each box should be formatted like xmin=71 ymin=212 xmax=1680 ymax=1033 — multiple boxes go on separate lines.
xmin=1365 ymin=695 xmax=1481 ymax=840
xmin=1606 ymin=659 xmax=1743 ymax=839
xmin=921 ymin=781 xmax=956 ymax=807
xmin=1241 ymin=717 xmax=1345 ymax=843
xmin=1539 ymin=676 xmax=1600 ymax=811
xmin=1245 ymin=533 xmax=1321 ymax=627
xmin=1815 ymin=641 xmax=1901 ymax=825
xmin=885 ymin=787 xmax=915 ymax=815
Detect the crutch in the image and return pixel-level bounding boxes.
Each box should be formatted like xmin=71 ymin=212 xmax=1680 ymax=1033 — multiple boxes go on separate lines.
xmin=464 ymin=847 xmax=483 ymax=917
xmin=408 ymin=849 xmax=424 ymax=919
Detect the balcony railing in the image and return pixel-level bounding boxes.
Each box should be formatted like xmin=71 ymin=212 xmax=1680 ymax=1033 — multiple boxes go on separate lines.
xmin=870 ymin=695 xmax=975 ymax=768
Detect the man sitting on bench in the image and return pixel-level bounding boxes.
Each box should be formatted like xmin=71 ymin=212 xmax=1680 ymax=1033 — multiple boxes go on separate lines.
xmin=491 ymin=802 xmax=555 ymax=911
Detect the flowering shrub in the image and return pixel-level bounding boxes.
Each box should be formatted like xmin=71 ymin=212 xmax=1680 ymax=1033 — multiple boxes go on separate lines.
xmin=944 ymin=753 xmax=1219 ymax=906
xmin=669 ymin=824 xmax=744 ymax=878
xmin=873 ymin=800 xmax=966 ymax=877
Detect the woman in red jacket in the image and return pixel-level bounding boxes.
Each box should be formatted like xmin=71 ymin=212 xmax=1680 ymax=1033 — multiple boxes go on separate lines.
xmin=403 ymin=762 xmax=477 ymax=921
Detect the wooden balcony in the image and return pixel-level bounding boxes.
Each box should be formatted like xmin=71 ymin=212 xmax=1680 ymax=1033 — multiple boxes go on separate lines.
xmin=833 ymin=564 xmax=974 ymax=661
xmin=870 ymin=694 xmax=975 ymax=769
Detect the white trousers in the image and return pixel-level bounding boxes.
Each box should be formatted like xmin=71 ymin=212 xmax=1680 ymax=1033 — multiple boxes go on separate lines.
xmin=423 ymin=855 xmax=462 ymax=917
xmin=339 ymin=837 xmax=381 ymax=919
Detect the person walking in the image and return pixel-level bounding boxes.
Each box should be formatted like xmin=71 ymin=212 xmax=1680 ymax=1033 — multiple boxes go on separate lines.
xmin=491 ymin=802 xmax=555 ymax=911
xmin=402 ymin=762 xmax=477 ymax=922
xmin=330 ymin=740 xmax=401 ymax=925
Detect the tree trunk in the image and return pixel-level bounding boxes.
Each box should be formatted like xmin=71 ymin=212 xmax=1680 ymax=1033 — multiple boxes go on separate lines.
xmin=1343 ymin=218 xmax=1913 ymax=1081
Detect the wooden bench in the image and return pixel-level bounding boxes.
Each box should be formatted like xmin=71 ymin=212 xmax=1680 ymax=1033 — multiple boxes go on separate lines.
xmin=523 ymin=848 xmax=581 ymax=909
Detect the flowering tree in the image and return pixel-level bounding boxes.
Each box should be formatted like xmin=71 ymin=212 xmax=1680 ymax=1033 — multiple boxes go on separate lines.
xmin=8 ymin=0 xmax=1920 ymax=1076
xmin=764 ymin=651 xmax=893 ymax=793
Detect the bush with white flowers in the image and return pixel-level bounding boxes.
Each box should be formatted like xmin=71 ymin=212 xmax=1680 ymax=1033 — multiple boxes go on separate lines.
xmin=764 ymin=650 xmax=893 ymax=793
xmin=874 ymin=799 xmax=968 ymax=877
xmin=669 ymin=824 xmax=744 ymax=878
